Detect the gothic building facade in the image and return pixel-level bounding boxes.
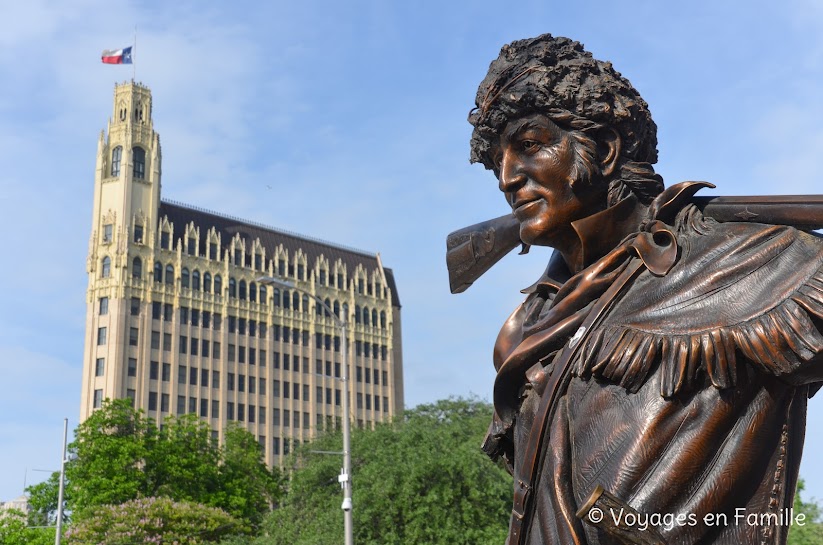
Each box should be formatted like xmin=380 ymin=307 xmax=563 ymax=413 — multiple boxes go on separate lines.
xmin=80 ymin=81 xmax=403 ymax=465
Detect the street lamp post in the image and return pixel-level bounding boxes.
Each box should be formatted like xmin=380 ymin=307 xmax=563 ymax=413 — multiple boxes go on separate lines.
xmin=257 ymin=276 xmax=353 ymax=545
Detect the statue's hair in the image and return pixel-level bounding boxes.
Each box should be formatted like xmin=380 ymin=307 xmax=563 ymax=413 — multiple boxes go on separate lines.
xmin=468 ymin=34 xmax=663 ymax=203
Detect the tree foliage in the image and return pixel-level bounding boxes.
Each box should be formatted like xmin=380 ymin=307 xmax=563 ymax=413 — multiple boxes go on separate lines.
xmin=261 ymin=398 xmax=511 ymax=545
xmin=788 ymin=479 xmax=823 ymax=545
xmin=66 ymin=399 xmax=281 ymax=530
xmin=0 ymin=509 xmax=54 ymax=545
xmin=64 ymin=496 xmax=241 ymax=545
xmin=25 ymin=470 xmax=68 ymax=527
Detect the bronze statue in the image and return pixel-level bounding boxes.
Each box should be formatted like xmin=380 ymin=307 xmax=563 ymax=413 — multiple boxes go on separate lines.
xmin=449 ymin=34 xmax=823 ymax=545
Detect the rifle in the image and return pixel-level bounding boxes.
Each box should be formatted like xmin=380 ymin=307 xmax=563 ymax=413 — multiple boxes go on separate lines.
xmin=446 ymin=194 xmax=823 ymax=294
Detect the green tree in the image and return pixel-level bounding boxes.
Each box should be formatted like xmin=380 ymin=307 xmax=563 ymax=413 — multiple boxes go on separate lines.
xmin=25 ymin=470 xmax=69 ymax=527
xmin=66 ymin=398 xmax=154 ymax=516
xmin=66 ymin=398 xmax=281 ymax=531
xmin=0 ymin=509 xmax=54 ymax=545
xmin=263 ymin=398 xmax=511 ymax=545
xmin=64 ymin=496 xmax=242 ymax=545
xmin=213 ymin=424 xmax=282 ymax=529
xmin=788 ymin=479 xmax=823 ymax=545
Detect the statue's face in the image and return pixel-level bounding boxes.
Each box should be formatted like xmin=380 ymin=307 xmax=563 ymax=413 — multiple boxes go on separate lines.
xmin=493 ymin=113 xmax=599 ymax=248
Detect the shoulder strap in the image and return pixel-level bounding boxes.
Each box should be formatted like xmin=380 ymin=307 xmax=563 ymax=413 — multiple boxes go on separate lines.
xmin=508 ymin=258 xmax=646 ymax=545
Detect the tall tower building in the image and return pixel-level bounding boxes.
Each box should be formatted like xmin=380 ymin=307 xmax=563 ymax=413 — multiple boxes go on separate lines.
xmin=81 ymin=82 xmax=403 ymax=465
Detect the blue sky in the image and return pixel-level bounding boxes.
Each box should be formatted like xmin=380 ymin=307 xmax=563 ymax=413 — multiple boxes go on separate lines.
xmin=2 ymin=0 xmax=823 ymax=508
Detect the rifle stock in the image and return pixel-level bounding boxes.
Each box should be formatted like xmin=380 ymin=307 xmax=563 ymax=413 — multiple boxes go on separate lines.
xmin=447 ymin=195 xmax=823 ymax=294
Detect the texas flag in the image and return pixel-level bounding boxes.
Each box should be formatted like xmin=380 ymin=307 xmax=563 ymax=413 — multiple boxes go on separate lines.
xmin=101 ymin=46 xmax=133 ymax=64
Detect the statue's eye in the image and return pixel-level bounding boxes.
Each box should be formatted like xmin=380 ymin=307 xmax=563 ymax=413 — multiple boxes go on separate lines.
xmin=521 ymin=140 xmax=539 ymax=151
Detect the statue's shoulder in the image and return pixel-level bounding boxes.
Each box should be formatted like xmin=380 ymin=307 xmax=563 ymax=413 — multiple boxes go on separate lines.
xmin=576 ymin=211 xmax=823 ymax=397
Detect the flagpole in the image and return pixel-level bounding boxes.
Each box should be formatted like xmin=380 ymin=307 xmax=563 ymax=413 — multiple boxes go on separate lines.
xmin=133 ymin=27 xmax=137 ymax=81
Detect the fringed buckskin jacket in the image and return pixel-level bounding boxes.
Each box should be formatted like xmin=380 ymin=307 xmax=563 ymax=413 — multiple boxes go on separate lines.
xmin=485 ymin=183 xmax=823 ymax=545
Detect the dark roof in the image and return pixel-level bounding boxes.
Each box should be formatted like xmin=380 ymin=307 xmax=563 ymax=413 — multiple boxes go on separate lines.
xmin=159 ymin=200 xmax=400 ymax=308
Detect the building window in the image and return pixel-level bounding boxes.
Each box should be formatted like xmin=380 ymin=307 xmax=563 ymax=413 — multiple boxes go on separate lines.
xmin=209 ymin=242 xmax=218 ymax=260
xmin=132 ymin=257 xmax=142 ymax=280
xmin=130 ymin=297 xmax=140 ymax=316
xmin=181 ymin=268 xmax=190 ymax=288
xmin=150 ymin=361 xmax=159 ymax=380
xmin=129 ymin=327 xmax=139 ymax=346
xmin=102 ymin=224 xmax=113 ymax=244
xmin=160 ymin=231 xmax=170 ymax=249
xmin=228 ymin=278 xmax=236 ymax=298
xmin=93 ymin=389 xmax=103 ymax=409
xmin=127 ymin=389 xmax=136 ymax=407
xmin=214 ymin=275 xmax=222 ymax=295
xmin=164 ymin=333 xmax=171 ymax=350
xmin=165 ymin=264 xmax=174 ymax=286
xmin=101 ymin=256 xmax=111 ymax=278
xmin=134 ymin=224 xmax=143 ymax=244
xmin=178 ymin=365 xmax=186 ymax=384
xmin=132 ymin=146 xmax=146 ymax=179
xmin=177 ymin=395 xmax=185 ymax=414
xmin=161 ymin=393 xmax=169 ymax=412
xmin=148 ymin=392 xmax=157 ymax=411
xmin=249 ymin=282 xmax=257 ymax=302
xmin=163 ymin=363 xmax=171 ymax=382
xmin=203 ymin=272 xmax=212 ymax=293
xmin=111 ymin=146 xmax=122 ymax=176
xmin=192 ymin=270 xmax=200 ymax=290
xmin=151 ymin=331 xmax=160 ymax=349
xmin=97 ymin=327 xmax=107 ymax=345
xmin=239 ymin=280 xmax=247 ymax=300
xmin=127 ymin=358 xmax=137 ymax=377
xmin=99 ymin=297 xmax=109 ymax=315
xmin=254 ymin=254 xmax=262 ymax=270
xmin=259 ymin=286 xmax=267 ymax=305
xmin=95 ymin=358 xmax=105 ymax=376
xmin=233 ymin=250 xmax=242 ymax=267
xmin=187 ymin=237 xmax=196 ymax=256
xmin=154 ymin=261 xmax=163 ymax=283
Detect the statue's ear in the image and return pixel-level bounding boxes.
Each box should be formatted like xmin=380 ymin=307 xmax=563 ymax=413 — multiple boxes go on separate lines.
xmin=597 ymin=128 xmax=621 ymax=178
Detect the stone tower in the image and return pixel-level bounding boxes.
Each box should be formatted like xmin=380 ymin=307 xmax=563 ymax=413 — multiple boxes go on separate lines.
xmin=80 ymin=82 xmax=161 ymax=420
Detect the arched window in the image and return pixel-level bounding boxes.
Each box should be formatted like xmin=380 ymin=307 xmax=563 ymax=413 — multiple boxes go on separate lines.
xmin=333 ymin=301 xmax=340 ymax=318
xmin=132 ymin=146 xmax=146 ymax=179
xmin=192 ymin=270 xmax=200 ymax=290
xmin=203 ymin=272 xmax=212 ymax=293
xmin=249 ymin=282 xmax=257 ymax=302
xmin=228 ymin=278 xmax=237 ymax=298
xmin=273 ymin=288 xmax=280 ymax=306
xmin=214 ymin=275 xmax=222 ymax=295
xmin=297 ymin=293 xmax=304 ymax=311
xmin=181 ymin=268 xmax=190 ymax=289
xmin=111 ymin=146 xmax=122 ymax=177
xmin=239 ymin=280 xmax=247 ymax=300
xmin=101 ymin=256 xmax=111 ymax=278
xmin=233 ymin=250 xmax=242 ymax=267
xmin=372 ymin=309 xmax=378 ymax=327
xmin=165 ymin=264 xmax=174 ymax=285
xmin=132 ymin=257 xmax=142 ymax=280
xmin=259 ymin=285 xmax=267 ymax=305
xmin=154 ymin=261 xmax=163 ymax=283
xmin=363 ymin=307 xmax=370 ymax=326
xmin=355 ymin=305 xmax=361 ymax=324
xmin=380 ymin=311 xmax=387 ymax=329
xmin=324 ymin=298 xmax=331 ymax=317
xmin=343 ymin=303 xmax=349 ymax=320
xmin=283 ymin=290 xmax=290 ymax=309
